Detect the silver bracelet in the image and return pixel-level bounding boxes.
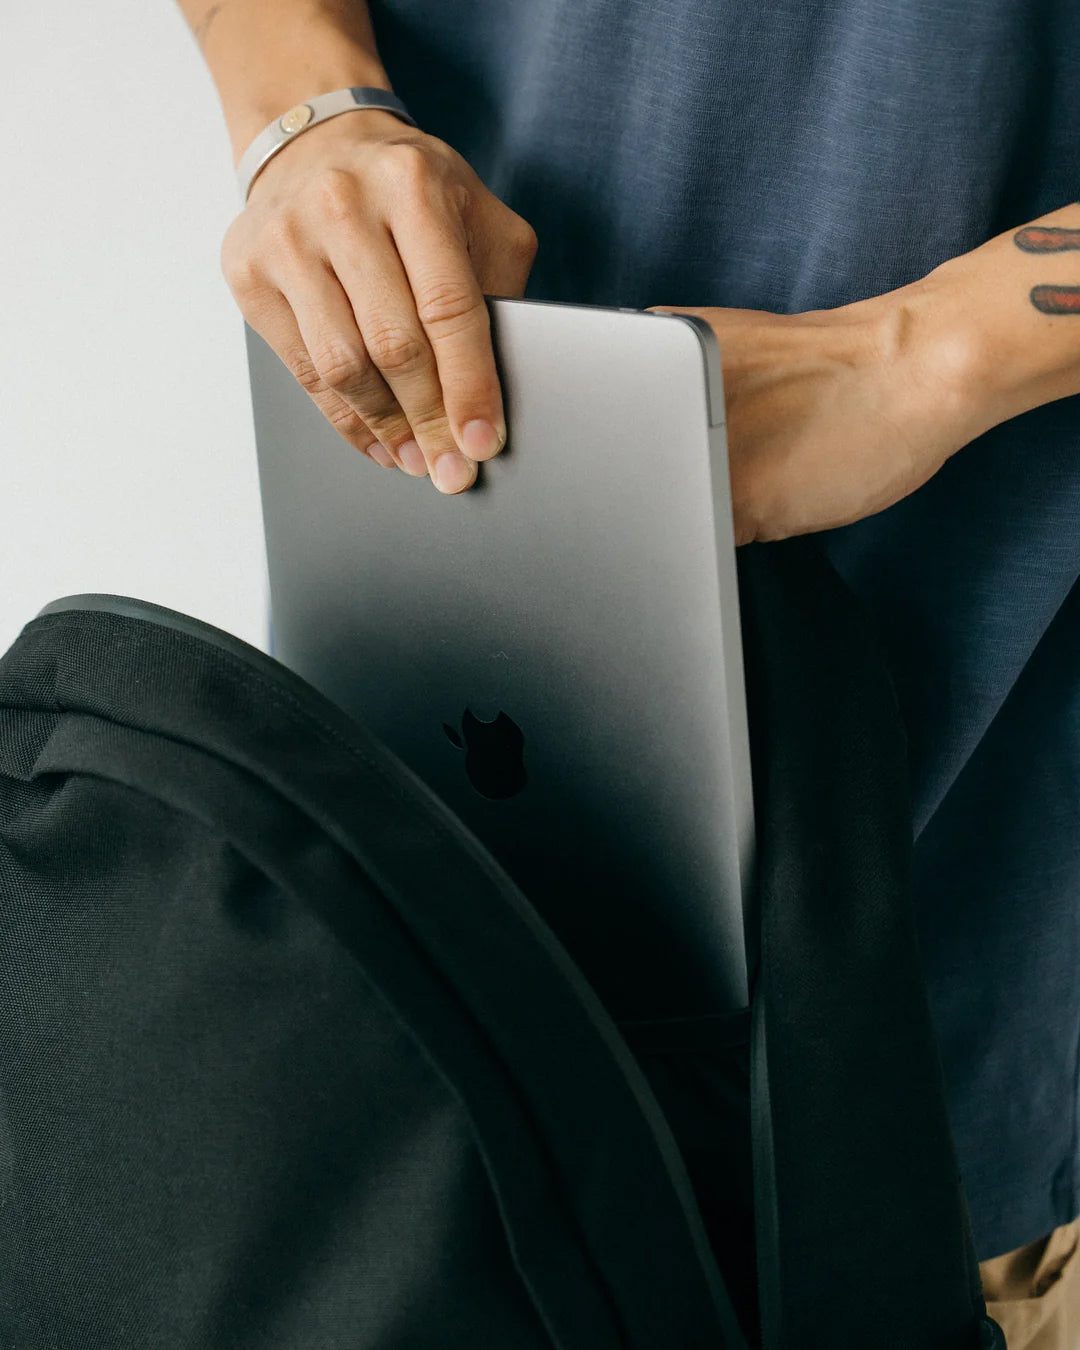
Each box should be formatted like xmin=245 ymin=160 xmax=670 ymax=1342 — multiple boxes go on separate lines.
xmin=236 ymin=86 xmax=418 ymax=205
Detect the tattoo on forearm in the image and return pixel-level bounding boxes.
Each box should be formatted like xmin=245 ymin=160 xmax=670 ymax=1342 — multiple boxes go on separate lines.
xmin=1012 ymin=219 xmax=1080 ymax=315
xmin=193 ymin=3 xmax=227 ymax=46
xmin=1013 ymin=225 xmax=1080 ymax=253
xmin=1029 ymin=285 xmax=1080 ymax=315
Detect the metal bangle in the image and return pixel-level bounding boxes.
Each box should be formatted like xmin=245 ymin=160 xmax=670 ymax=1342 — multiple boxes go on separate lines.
xmin=236 ymin=86 xmax=418 ymax=204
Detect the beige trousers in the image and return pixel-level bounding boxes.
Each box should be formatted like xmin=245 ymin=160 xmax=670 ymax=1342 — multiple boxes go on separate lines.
xmin=980 ymin=1219 xmax=1080 ymax=1350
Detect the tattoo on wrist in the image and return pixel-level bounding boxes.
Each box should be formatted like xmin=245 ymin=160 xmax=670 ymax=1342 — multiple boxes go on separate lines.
xmin=1012 ymin=219 xmax=1080 ymax=315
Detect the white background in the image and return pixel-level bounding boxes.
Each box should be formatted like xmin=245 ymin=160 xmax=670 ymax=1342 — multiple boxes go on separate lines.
xmin=0 ymin=1 xmax=269 ymax=656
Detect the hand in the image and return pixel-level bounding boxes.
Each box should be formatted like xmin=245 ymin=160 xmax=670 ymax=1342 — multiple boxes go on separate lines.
xmin=647 ymin=286 xmax=990 ymax=546
xmin=220 ymin=110 xmax=539 ymax=493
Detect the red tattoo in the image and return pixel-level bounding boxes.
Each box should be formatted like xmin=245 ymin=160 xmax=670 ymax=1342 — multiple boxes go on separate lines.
xmin=1013 ymin=225 xmax=1080 ymax=252
xmin=1030 ymin=285 xmax=1080 ymax=315
xmin=1013 ymin=218 xmax=1080 ymax=313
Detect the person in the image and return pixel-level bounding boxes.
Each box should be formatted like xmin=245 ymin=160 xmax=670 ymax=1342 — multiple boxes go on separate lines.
xmin=176 ymin=1 xmax=1080 ymax=1344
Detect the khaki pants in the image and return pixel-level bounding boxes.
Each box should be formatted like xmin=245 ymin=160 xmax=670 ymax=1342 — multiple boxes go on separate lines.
xmin=980 ymin=1220 xmax=1080 ymax=1349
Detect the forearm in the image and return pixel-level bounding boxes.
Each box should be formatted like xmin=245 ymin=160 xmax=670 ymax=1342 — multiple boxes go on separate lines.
xmin=175 ymin=0 xmax=393 ymax=167
xmin=898 ymin=201 xmax=1080 ymax=440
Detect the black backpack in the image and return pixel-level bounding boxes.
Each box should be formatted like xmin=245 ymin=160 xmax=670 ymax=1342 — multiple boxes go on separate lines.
xmin=0 ymin=534 xmax=1003 ymax=1349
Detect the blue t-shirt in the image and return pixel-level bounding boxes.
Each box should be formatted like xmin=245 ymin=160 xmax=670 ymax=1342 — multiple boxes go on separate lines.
xmin=367 ymin=0 xmax=1080 ymax=1260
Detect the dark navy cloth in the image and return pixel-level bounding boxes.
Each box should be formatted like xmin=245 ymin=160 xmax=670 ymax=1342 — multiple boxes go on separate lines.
xmin=364 ymin=0 xmax=1080 ymax=1260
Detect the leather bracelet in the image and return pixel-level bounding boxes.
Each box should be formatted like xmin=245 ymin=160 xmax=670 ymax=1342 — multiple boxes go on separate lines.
xmin=236 ymin=86 xmax=418 ymax=205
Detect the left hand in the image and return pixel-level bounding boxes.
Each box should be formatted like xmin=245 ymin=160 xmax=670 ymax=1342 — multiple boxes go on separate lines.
xmin=646 ymin=288 xmax=985 ymax=547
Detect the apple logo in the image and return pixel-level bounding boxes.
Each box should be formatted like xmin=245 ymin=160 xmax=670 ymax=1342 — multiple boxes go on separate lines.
xmin=443 ymin=707 xmax=527 ymax=800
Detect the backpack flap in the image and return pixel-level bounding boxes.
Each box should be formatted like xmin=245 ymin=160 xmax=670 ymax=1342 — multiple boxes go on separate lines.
xmin=0 ymin=596 xmax=748 ymax=1350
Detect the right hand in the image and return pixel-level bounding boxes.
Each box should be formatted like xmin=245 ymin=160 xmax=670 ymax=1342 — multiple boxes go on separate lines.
xmin=220 ymin=108 xmax=539 ymax=493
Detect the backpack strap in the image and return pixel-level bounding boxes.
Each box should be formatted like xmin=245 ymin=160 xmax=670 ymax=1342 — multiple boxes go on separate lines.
xmin=736 ymin=536 xmax=1002 ymax=1349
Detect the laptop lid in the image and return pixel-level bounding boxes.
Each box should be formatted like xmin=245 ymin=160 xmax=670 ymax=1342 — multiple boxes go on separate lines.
xmin=247 ymin=296 xmax=754 ymax=1019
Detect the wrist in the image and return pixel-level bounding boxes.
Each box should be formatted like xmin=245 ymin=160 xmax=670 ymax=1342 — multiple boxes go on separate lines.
xmin=194 ymin=4 xmax=394 ymax=168
xmin=865 ymin=266 xmax=1010 ymax=455
xmin=885 ymin=234 xmax=1080 ymax=446
xmin=241 ymin=101 xmax=418 ymax=205
xmin=225 ymin=70 xmax=397 ymax=172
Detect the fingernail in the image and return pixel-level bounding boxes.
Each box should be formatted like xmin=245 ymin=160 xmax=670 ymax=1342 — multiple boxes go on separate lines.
xmin=395 ymin=439 xmax=428 ymax=477
xmin=368 ymin=442 xmax=396 ymax=468
xmin=432 ymin=451 xmax=476 ymax=494
xmin=460 ymin=418 xmax=504 ymax=460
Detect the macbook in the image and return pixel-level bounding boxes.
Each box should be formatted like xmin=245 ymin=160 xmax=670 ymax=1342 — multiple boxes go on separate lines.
xmin=247 ymin=296 xmax=755 ymax=1019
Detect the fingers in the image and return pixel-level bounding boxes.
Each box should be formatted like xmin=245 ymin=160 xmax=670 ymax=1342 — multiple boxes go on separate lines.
xmin=325 ymin=217 xmax=483 ymax=493
xmin=220 ymin=122 xmax=540 ymax=495
xmin=391 ymin=197 xmax=540 ymax=483
xmin=272 ymin=254 xmax=430 ymax=475
xmin=236 ymin=276 xmax=399 ymax=469
xmin=326 ymin=154 xmax=530 ymax=494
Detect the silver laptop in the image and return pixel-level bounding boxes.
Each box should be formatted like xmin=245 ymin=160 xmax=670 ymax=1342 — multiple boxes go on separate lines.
xmin=246 ymin=296 xmax=755 ymax=1019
